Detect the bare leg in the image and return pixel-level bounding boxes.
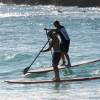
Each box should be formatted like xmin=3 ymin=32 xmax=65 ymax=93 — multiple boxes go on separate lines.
xmin=64 ymin=53 xmax=73 ymax=74
xmin=53 ymin=67 xmax=60 ymax=81
xmin=52 ymin=52 xmax=61 ymax=81
xmin=61 ymin=52 xmax=66 ymax=66
xmin=65 ymin=53 xmax=71 ymax=67
xmin=66 ymin=54 xmax=71 ymax=66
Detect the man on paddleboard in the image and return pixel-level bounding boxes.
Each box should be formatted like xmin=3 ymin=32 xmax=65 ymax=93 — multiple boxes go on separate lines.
xmin=53 ymin=20 xmax=71 ymax=67
xmin=41 ymin=29 xmax=61 ymax=81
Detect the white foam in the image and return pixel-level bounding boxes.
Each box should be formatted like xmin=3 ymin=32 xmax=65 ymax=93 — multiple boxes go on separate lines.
xmin=0 ymin=12 xmax=31 ymax=18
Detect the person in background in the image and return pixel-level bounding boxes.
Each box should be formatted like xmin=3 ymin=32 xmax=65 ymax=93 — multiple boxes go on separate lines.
xmin=53 ymin=20 xmax=71 ymax=67
xmin=41 ymin=29 xmax=61 ymax=81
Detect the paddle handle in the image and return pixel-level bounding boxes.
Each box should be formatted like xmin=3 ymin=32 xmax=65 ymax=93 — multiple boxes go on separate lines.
xmin=28 ymin=40 xmax=49 ymax=68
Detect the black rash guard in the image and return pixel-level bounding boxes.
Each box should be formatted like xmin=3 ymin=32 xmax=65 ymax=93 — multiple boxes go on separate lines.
xmin=57 ymin=25 xmax=70 ymax=43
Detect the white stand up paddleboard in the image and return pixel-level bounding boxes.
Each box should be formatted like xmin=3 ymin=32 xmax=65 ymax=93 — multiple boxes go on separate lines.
xmin=28 ymin=58 xmax=100 ymax=73
xmin=5 ymin=76 xmax=100 ymax=84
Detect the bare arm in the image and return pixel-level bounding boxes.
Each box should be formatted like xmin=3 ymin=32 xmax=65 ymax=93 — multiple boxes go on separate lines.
xmin=41 ymin=41 xmax=52 ymax=52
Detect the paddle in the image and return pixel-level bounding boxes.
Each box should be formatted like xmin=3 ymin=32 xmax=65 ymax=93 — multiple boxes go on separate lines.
xmin=23 ymin=40 xmax=49 ymax=74
xmin=44 ymin=28 xmax=52 ymax=56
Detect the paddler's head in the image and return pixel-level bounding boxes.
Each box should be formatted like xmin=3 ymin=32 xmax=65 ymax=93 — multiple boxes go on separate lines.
xmin=53 ymin=20 xmax=60 ymax=28
xmin=47 ymin=29 xmax=57 ymax=39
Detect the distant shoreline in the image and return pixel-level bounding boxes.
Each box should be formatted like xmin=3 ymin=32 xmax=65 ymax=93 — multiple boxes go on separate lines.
xmin=0 ymin=0 xmax=100 ymax=7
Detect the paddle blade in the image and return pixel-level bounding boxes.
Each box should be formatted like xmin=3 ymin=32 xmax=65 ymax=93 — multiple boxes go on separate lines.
xmin=23 ymin=67 xmax=30 ymax=74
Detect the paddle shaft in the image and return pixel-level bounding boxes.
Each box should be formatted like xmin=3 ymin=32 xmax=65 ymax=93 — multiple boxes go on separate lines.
xmin=27 ymin=40 xmax=49 ymax=68
xmin=45 ymin=29 xmax=52 ymax=56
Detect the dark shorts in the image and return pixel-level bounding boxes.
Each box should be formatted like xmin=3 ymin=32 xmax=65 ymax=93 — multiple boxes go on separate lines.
xmin=60 ymin=40 xmax=70 ymax=53
xmin=52 ymin=52 xmax=61 ymax=67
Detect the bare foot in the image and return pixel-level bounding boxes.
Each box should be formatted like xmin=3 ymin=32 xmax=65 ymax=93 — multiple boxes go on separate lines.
xmin=60 ymin=61 xmax=66 ymax=66
xmin=60 ymin=63 xmax=66 ymax=66
xmin=52 ymin=77 xmax=60 ymax=81
xmin=65 ymin=64 xmax=71 ymax=68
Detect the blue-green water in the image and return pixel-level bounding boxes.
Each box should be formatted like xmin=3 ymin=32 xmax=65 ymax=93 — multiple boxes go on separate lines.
xmin=0 ymin=3 xmax=100 ymax=99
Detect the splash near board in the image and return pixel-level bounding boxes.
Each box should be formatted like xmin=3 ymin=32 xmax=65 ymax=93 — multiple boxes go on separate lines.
xmin=28 ymin=58 xmax=100 ymax=74
xmin=5 ymin=76 xmax=100 ymax=84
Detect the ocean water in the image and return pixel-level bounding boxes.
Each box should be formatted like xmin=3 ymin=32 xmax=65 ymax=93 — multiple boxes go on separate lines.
xmin=0 ymin=3 xmax=100 ymax=100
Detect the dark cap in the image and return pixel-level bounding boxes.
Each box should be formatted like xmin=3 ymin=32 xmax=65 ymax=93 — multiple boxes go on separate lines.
xmin=53 ymin=20 xmax=60 ymax=25
xmin=47 ymin=29 xmax=57 ymax=38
